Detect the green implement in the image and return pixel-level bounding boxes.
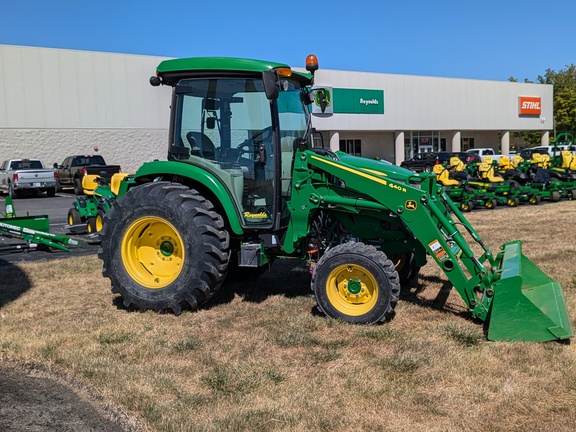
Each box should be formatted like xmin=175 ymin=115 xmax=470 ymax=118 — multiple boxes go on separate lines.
xmin=0 ymin=197 xmax=80 ymax=252
xmin=488 ymin=242 xmax=573 ymax=341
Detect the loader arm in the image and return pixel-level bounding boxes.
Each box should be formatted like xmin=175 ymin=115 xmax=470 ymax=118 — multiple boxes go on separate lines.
xmin=283 ymin=149 xmax=573 ymax=341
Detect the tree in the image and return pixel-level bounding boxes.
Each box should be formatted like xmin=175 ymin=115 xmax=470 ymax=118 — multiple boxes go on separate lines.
xmin=509 ymin=64 xmax=576 ymax=147
xmin=537 ymin=65 xmax=576 ymax=136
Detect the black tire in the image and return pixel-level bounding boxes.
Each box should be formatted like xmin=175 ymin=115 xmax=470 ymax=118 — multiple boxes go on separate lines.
xmin=530 ymin=195 xmax=541 ymax=205
xmin=423 ymin=165 xmax=432 ymax=173
xmin=8 ymin=184 xmax=18 ymax=199
xmin=393 ymin=252 xmax=420 ymax=291
xmin=98 ymin=182 xmax=230 ymax=315
xmin=73 ymin=178 xmax=83 ymax=195
xmin=507 ymin=197 xmax=519 ymax=207
xmin=485 ymin=198 xmax=497 ymax=209
xmin=571 ymin=189 xmax=576 ymax=200
xmin=550 ymin=190 xmax=560 ymax=202
xmin=94 ymin=209 xmax=106 ymax=233
xmin=311 ymin=242 xmax=400 ymax=324
xmin=461 ymin=201 xmax=474 ymax=212
xmin=46 ymin=187 xmax=56 ymax=197
xmin=86 ymin=217 xmax=97 ymax=233
xmin=67 ymin=208 xmax=82 ymax=225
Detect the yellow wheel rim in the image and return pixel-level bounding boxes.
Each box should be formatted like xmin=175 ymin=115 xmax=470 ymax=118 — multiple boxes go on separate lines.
xmin=95 ymin=214 xmax=104 ymax=232
xmin=325 ymin=264 xmax=378 ymax=316
xmin=68 ymin=213 xmax=75 ymax=225
xmin=121 ymin=216 xmax=185 ymax=289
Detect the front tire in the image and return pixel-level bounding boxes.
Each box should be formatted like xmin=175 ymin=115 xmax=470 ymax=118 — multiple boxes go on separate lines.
xmin=99 ymin=182 xmax=230 ymax=314
xmin=312 ymin=242 xmax=400 ymax=324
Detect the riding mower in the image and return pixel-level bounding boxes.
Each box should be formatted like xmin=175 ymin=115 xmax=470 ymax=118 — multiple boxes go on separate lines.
xmin=508 ymin=153 xmax=564 ymax=203
xmin=433 ymin=158 xmax=499 ymax=211
xmin=457 ymin=156 xmax=525 ymax=208
xmin=67 ymin=173 xmax=131 ymax=234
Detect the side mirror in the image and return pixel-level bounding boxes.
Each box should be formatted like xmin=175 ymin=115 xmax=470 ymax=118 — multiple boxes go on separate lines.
xmin=53 ymin=163 xmax=58 ymax=169
xmin=262 ymin=71 xmax=279 ymax=100
xmin=206 ymin=117 xmax=216 ymax=129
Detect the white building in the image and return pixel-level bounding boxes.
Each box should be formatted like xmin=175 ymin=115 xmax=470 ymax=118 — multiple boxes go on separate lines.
xmin=0 ymin=45 xmax=553 ymax=171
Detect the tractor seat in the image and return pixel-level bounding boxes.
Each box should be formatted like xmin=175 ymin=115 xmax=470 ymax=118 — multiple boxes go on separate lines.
xmin=186 ymin=131 xmax=217 ymax=160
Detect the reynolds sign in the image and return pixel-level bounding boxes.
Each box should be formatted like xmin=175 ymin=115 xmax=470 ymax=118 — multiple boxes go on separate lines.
xmin=311 ymin=88 xmax=385 ymax=115
xmin=333 ymin=88 xmax=384 ymax=114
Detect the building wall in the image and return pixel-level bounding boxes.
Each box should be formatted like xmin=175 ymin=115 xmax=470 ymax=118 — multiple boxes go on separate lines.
xmin=311 ymin=69 xmax=553 ymax=133
xmin=0 ymin=45 xmax=554 ymax=171
xmin=0 ymin=45 xmax=172 ymax=171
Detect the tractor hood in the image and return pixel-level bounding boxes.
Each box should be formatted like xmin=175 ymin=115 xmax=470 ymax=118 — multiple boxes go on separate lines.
xmin=335 ymin=151 xmax=419 ymax=181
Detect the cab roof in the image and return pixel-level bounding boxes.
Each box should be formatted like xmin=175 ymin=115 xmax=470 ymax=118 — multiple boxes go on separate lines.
xmin=156 ymin=57 xmax=312 ymax=86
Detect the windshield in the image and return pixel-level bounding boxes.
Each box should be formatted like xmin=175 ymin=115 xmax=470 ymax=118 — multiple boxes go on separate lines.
xmin=172 ymin=76 xmax=309 ymax=229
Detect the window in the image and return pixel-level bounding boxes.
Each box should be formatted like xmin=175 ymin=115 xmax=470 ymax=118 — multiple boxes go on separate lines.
xmin=462 ymin=138 xmax=475 ymax=151
xmin=339 ymin=139 xmax=362 ymax=156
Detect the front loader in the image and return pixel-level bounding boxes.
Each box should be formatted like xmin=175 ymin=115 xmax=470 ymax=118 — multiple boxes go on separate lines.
xmin=98 ymin=55 xmax=572 ymax=342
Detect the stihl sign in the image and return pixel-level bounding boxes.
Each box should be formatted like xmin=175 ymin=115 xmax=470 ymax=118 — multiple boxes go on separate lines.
xmin=519 ymin=97 xmax=542 ymax=115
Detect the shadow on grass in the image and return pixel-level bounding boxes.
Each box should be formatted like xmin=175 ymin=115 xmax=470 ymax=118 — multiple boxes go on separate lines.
xmin=399 ymin=274 xmax=476 ymax=321
xmin=0 ymin=258 xmax=32 ymax=308
xmin=208 ymin=259 xmax=313 ymax=307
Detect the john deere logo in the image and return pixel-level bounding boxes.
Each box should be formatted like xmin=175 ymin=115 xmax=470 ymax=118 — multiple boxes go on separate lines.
xmin=405 ymin=200 xmax=417 ymax=210
xmin=314 ymin=89 xmax=331 ymax=113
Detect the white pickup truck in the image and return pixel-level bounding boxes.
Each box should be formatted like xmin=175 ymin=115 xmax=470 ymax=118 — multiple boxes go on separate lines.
xmin=465 ymin=148 xmax=505 ymax=162
xmin=0 ymin=158 xmax=58 ymax=198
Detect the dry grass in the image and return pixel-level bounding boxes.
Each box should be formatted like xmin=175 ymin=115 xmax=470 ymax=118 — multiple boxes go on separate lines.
xmin=1 ymin=201 xmax=576 ymax=431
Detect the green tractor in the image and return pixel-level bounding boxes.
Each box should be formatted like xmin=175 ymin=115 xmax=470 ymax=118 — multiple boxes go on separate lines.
xmin=98 ymin=55 xmax=573 ymax=342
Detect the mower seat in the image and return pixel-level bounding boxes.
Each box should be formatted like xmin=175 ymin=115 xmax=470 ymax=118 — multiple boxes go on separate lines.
xmin=499 ymin=156 xmax=514 ymax=171
xmin=561 ymin=150 xmax=576 ymax=171
xmin=110 ymin=173 xmax=130 ymax=196
xmin=449 ymin=156 xmax=465 ymax=171
xmin=478 ymin=162 xmax=504 ymax=183
xmin=512 ymin=155 xmax=524 ymax=167
xmin=531 ymin=153 xmax=550 ymax=168
xmin=433 ymin=164 xmax=459 ymax=186
xmin=82 ymin=175 xmax=100 ymax=195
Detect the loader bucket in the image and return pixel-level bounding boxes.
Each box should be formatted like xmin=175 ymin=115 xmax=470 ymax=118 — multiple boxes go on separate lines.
xmin=487 ymin=241 xmax=573 ymax=342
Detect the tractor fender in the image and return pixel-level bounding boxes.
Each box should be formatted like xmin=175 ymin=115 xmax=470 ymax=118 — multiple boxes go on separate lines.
xmin=132 ymin=160 xmax=244 ymax=235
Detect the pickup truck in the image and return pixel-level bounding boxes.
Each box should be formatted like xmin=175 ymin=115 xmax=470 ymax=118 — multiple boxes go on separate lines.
xmin=54 ymin=155 xmax=121 ymax=195
xmin=465 ymin=148 xmax=505 ymax=163
xmin=0 ymin=158 xmax=58 ymax=198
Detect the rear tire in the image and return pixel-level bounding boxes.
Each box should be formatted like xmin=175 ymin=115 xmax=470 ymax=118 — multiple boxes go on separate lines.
xmin=73 ymin=178 xmax=83 ymax=195
xmin=312 ymin=242 xmax=400 ymax=324
xmin=99 ymin=182 xmax=230 ymax=314
xmin=8 ymin=184 xmax=18 ymax=199
xmin=46 ymin=187 xmax=56 ymax=197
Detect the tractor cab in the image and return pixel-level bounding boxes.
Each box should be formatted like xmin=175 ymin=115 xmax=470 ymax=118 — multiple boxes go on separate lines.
xmin=154 ymin=57 xmax=318 ymax=231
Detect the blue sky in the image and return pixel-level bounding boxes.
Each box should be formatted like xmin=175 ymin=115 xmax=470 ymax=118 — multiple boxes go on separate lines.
xmin=0 ymin=0 xmax=573 ymax=82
